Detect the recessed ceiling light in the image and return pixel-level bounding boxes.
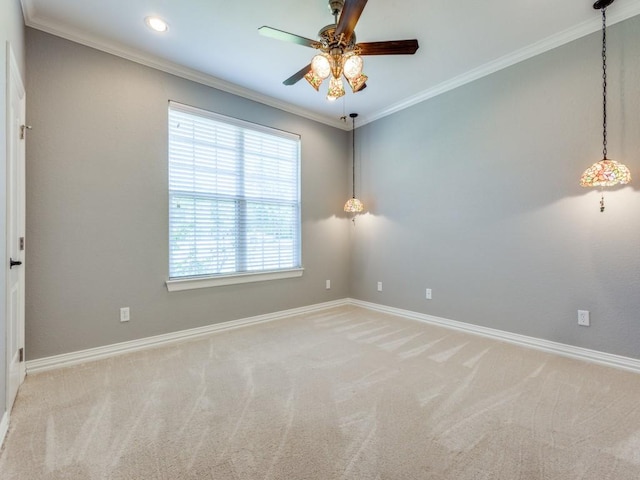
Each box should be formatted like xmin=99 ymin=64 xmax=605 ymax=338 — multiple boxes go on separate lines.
xmin=145 ymin=16 xmax=168 ymax=33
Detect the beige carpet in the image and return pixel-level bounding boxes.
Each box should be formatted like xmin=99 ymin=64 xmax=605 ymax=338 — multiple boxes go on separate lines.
xmin=2 ymin=305 xmax=640 ymax=479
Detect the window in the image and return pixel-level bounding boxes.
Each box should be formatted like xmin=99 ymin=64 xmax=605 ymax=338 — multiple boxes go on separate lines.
xmin=167 ymin=102 xmax=301 ymax=290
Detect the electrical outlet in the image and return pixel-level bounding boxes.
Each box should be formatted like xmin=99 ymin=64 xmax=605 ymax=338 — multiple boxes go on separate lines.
xmin=377 ymin=281 xmax=383 ymax=292
xmin=578 ymin=310 xmax=590 ymax=327
xmin=120 ymin=307 xmax=130 ymax=322
xmin=326 ymin=279 xmax=331 ymax=290
xmin=426 ymin=288 xmax=432 ymax=300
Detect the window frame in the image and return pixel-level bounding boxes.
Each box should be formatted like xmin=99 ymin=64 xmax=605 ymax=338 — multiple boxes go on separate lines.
xmin=165 ymin=102 xmax=303 ymax=292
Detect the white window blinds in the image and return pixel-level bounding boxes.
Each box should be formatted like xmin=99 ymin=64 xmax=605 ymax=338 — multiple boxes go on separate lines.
xmin=168 ymin=102 xmax=301 ymax=279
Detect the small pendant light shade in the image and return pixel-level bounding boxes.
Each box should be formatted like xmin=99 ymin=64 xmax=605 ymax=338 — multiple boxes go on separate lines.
xmin=344 ymin=197 xmax=364 ymax=213
xmin=344 ymin=113 xmax=364 ymax=214
xmin=580 ymin=0 xmax=631 ymax=211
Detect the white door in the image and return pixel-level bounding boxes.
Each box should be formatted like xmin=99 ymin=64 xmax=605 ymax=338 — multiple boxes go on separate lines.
xmin=6 ymin=44 xmax=26 ymax=412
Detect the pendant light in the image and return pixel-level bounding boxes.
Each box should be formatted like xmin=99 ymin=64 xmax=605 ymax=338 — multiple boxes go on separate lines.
xmin=579 ymin=0 xmax=631 ymax=212
xmin=344 ymin=113 xmax=364 ymax=214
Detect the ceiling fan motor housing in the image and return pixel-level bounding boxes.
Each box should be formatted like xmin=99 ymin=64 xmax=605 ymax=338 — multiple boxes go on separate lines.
xmin=318 ymin=24 xmax=357 ymax=50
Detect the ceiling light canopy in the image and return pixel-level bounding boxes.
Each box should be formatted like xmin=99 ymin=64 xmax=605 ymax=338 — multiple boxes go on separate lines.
xmin=145 ymin=16 xmax=168 ymax=33
xmin=579 ymin=0 xmax=631 ymax=212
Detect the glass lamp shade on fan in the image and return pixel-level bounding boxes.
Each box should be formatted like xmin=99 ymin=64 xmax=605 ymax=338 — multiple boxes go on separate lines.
xmin=327 ymin=76 xmax=346 ymax=101
xmin=311 ymin=54 xmax=332 ymax=79
xmin=343 ymin=54 xmax=363 ymax=79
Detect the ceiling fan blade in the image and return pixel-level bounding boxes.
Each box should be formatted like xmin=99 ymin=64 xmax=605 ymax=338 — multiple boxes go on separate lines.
xmin=335 ymin=0 xmax=368 ymax=43
xmin=258 ymin=26 xmax=318 ymax=48
xmin=283 ymin=64 xmax=312 ymax=86
xmin=357 ymin=40 xmax=419 ymax=56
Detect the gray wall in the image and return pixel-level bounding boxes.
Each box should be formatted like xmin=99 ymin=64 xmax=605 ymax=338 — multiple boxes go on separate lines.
xmin=1 ymin=0 xmax=25 ymax=421
xmin=25 ymin=29 xmax=351 ymax=360
xmin=351 ymin=15 xmax=640 ymax=359
xmin=24 ymin=15 xmax=640 ymax=363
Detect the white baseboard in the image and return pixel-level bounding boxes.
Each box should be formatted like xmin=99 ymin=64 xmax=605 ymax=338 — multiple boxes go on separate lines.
xmin=0 ymin=410 xmax=9 ymax=449
xmin=26 ymin=299 xmax=349 ymax=374
xmin=349 ymin=299 xmax=640 ymax=374
xmin=26 ymin=297 xmax=640 ymax=376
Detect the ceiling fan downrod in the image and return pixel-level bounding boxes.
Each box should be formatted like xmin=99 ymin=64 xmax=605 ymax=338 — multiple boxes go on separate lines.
xmin=328 ymin=0 xmax=345 ymax=21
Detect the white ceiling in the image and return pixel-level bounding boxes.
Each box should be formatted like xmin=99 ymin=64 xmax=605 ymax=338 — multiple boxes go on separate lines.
xmin=21 ymin=0 xmax=640 ymax=130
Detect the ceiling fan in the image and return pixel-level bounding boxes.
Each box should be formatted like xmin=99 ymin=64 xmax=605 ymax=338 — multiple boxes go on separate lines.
xmin=258 ymin=0 xmax=419 ymax=100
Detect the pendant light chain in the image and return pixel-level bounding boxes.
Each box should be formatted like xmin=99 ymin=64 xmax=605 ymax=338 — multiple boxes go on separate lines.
xmin=601 ymin=7 xmax=608 ymax=159
xmin=343 ymin=113 xmax=363 ymax=215
xmin=579 ymin=0 xmax=631 ymax=212
xmin=352 ymin=114 xmax=356 ymax=198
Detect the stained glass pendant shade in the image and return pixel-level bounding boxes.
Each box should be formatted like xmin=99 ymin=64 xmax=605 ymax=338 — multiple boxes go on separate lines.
xmin=344 ymin=197 xmax=364 ymax=213
xmin=344 ymin=113 xmax=364 ymax=214
xmin=580 ymin=159 xmax=631 ymax=188
xmin=579 ymin=0 xmax=631 ymax=212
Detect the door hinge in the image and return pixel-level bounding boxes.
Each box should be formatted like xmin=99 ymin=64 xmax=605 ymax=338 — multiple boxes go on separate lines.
xmin=19 ymin=236 xmax=24 ymax=251
xmin=20 ymin=125 xmax=32 ymax=140
xmin=19 ymin=347 xmax=24 ymax=362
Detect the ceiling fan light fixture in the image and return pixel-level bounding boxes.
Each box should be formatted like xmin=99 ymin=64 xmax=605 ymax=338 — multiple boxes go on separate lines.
xmin=259 ymin=0 xmax=419 ymax=98
xmin=342 ymin=54 xmax=363 ymax=79
xmin=311 ymin=53 xmax=332 ymax=79
xmin=327 ymin=76 xmax=345 ymax=101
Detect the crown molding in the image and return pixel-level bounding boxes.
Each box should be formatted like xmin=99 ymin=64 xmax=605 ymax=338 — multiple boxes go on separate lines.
xmin=359 ymin=3 xmax=640 ymax=126
xmin=20 ymin=1 xmax=350 ymax=131
xmin=21 ymin=0 xmax=640 ymax=129
xmin=19 ymin=0 xmax=34 ymax=20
